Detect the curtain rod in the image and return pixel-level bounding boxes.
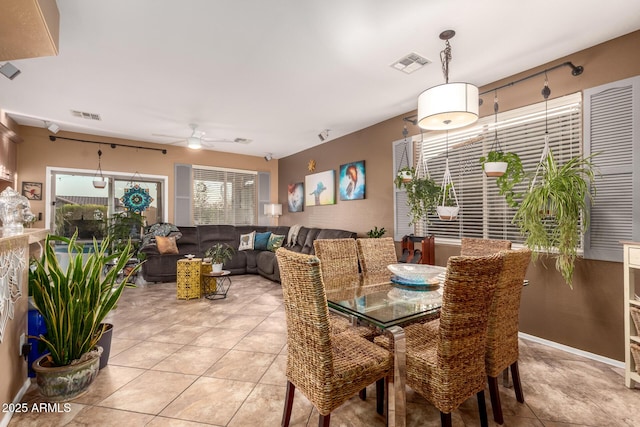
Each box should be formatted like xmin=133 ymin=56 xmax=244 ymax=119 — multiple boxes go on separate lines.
xmin=48 ymin=135 xmax=168 ymax=154
xmin=403 ymin=61 xmax=584 ymax=124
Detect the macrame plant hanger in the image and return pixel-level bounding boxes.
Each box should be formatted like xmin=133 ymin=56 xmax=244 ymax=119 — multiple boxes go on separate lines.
xmin=530 ymin=72 xmax=552 ymax=191
xmin=438 ymin=129 xmax=460 ymax=220
xmin=396 ymin=125 xmax=413 ymax=183
xmin=415 ymin=129 xmax=431 ymax=180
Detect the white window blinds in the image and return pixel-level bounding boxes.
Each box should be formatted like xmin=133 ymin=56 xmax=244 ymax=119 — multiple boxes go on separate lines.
xmin=414 ymin=93 xmax=582 ymax=244
xmin=192 ymin=166 xmax=257 ymax=225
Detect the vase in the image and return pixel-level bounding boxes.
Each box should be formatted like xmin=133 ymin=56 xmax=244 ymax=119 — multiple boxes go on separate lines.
xmin=32 ymin=347 xmax=102 ymax=402
xmin=483 ymin=161 xmax=508 ymax=177
xmin=437 ymin=205 xmax=459 ymax=221
xmin=97 ymin=323 xmax=113 ymax=370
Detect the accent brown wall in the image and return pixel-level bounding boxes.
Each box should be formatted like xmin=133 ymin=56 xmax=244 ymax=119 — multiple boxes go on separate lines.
xmin=278 ymin=30 xmax=640 ymax=361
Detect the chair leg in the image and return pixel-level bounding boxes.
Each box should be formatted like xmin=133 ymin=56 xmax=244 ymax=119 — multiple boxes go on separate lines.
xmin=376 ymin=378 xmax=385 ymax=415
xmin=488 ymin=376 xmax=504 ymax=425
xmin=282 ymin=381 xmax=295 ymax=427
xmin=440 ymin=411 xmax=452 ymax=427
xmin=319 ymin=413 xmax=330 ymax=427
xmin=477 ymin=390 xmax=489 ymax=427
xmin=510 ymin=361 xmax=525 ymax=403
xmin=359 ymin=388 xmax=366 ymax=400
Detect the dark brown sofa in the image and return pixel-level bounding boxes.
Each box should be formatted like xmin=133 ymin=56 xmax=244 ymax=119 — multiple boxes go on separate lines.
xmin=140 ymin=225 xmax=356 ymax=283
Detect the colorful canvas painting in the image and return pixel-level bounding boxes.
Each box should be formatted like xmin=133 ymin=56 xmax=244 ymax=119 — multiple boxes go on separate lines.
xmin=287 ymin=182 xmax=304 ymax=212
xmin=339 ymin=161 xmax=365 ymax=200
xmin=305 ymin=170 xmax=335 ymax=206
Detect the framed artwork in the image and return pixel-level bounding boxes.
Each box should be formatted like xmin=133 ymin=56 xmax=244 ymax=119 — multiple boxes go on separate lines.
xmin=287 ymin=182 xmax=304 ymax=212
xmin=305 ymin=170 xmax=335 ymax=206
xmin=339 ymin=161 xmax=365 ymax=200
xmin=22 ymin=182 xmax=42 ymax=200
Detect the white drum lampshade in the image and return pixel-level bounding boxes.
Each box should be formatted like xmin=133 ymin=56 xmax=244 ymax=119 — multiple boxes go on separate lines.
xmin=417 ymin=82 xmax=479 ymax=130
xmin=264 ymin=203 xmax=282 ymax=217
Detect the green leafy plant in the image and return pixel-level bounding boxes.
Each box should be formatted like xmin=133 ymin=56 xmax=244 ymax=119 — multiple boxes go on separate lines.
xmin=479 ymin=150 xmax=526 ymax=207
xmin=104 ymin=211 xmax=145 ymax=255
xmin=403 ymin=175 xmax=441 ymax=225
xmin=513 ymin=150 xmax=598 ymax=287
xmin=29 ymin=232 xmax=139 ymax=366
xmin=394 ymin=166 xmax=415 ymax=189
xmin=205 ymin=243 xmax=235 ymax=264
xmin=366 ymin=226 xmax=386 ymax=238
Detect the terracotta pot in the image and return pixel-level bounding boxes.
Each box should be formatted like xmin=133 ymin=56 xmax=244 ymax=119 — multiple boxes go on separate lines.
xmin=397 ymin=170 xmax=413 ymax=182
xmin=437 ymin=206 xmax=460 ymax=221
xmin=483 ymin=161 xmax=508 ymax=177
xmin=32 ymin=348 xmax=102 ymax=402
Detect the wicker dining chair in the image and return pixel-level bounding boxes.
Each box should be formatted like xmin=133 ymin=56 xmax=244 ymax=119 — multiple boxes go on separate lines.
xmin=460 ymin=237 xmax=512 ymax=256
xmin=313 ymin=238 xmax=360 ymax=292
xmin=276 ymin=248 xmax=392 ymax=427
xmin=485 ymin=248 xmax=532 ymax=424
xmin=356 ymin=237 xmax=398 ymax=278
xmin=397 ymin=253 xmax=503 ymax=427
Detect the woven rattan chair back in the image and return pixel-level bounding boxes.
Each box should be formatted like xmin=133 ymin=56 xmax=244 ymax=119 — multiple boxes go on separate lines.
xmin=485 ymin=248 xmax=531 ymax=424
xmin=275 ymin=248 xmax=392 ymax=426
xmin=313 ymin=238 xmax=360 ymax=291
xmin=356 ymin=237 xmax=397 ymax=277
xmin=460 ymin=237 xmax=511 ymax=256
xmin=404 ymin=253 xmax=503 ymax=426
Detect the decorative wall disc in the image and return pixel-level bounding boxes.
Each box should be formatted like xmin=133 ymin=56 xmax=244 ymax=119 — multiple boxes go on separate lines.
xmin=120 ymin=184 xmax=154 ymax=213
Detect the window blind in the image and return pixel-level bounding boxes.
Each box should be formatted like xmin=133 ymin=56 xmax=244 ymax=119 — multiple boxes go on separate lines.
xmin=413 ymin=93 xmax=582 ymax=245
xmin=192 ymin=166 xmax=257 ymax=225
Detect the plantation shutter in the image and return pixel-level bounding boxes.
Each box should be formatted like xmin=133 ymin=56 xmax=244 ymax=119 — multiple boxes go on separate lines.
xmin=174 ymin=164 xmax=192 ymax=226
xmin=393 ymin=137 xmax=414 ymax=240
xmin=583 ymin=76 xmax=640 ymax=262
xmin=414 ymin=93 xmax=582 ymax=245
xmin=192 ymin=166 xmax=257 ymax=225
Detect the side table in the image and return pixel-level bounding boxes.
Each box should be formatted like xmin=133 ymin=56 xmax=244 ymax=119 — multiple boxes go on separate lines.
xmin=202 ymin=270 xmax=232 ymax=300
xmin=176 ymin=258 xmax=202 ymax=300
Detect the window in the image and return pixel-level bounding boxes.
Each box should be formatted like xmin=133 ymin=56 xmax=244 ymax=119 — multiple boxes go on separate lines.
xmin=411 ymin=93 xmax=582 ymax=245
xmin=192 ymin=166 xmax=257 ymax=225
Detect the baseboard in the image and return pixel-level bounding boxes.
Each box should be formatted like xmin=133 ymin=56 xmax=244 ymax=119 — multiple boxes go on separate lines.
xmin=519 ymin=332 xmax=624 ymax=369
xmin=0 ymin=378 xmax=32 ymax=427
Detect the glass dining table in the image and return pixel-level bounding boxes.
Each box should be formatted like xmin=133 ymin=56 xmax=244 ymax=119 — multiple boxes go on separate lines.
xmin=326 ymin=267 xmax=447 ymax=427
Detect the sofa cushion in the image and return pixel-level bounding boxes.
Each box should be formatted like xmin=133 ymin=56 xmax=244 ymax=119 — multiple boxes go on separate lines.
xmin=238 ymin=231 xmax=256 ymax=250
xmin=267 ymin=234 xmax=285 ymax=251
xmin=156 ymin=236 xmax=179 ymax=254
xmin=254 ymin=231 xmax=272 ymax=250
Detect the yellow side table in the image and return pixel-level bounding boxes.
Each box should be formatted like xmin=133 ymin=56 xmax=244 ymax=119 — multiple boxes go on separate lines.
xmin=176 ymin=258 xmax=202 ymax=300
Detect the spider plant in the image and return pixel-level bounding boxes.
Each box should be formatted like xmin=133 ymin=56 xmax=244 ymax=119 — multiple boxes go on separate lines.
xmin=513 ymin=150 xmax=598 ymax=287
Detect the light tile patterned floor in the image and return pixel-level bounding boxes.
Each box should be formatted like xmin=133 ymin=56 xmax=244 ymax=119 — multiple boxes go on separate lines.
xmin=9 ymin=274 xmax=640 ymax=426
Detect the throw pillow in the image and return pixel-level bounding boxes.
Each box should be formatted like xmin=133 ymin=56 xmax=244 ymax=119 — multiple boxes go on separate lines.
xmin=238 ymin=231 xmax=256 ymax=251
xmin=254 ymin=231 xmax=272 ymax=251
xmin=156 ymin=235 xmax=179 ymax=254
xmin=267 ymin=234 xmax=286 ymax=252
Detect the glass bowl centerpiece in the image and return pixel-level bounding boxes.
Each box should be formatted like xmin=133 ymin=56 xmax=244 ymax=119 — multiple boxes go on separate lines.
xmin=387 ymin=263 xmax=445 ymax=286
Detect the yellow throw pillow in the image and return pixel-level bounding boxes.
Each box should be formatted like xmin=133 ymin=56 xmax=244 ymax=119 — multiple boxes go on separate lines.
xmin=156 ymin=235 xmax=179 ymax=254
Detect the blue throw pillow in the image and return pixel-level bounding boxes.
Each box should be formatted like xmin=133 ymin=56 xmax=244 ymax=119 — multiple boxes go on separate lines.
xmin=254 ymin=231 xmax=272 ymax=251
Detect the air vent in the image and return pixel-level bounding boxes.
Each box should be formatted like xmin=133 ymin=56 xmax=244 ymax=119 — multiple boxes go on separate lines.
xmin=391 ymin=52 xmax=430 ymax=74
xmin=71 ymin=110 xmax=101 ymax=121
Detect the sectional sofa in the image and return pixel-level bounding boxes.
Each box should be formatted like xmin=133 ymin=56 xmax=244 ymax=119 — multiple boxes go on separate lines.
xmin=140 ymin=224 xmax=357 ymax=283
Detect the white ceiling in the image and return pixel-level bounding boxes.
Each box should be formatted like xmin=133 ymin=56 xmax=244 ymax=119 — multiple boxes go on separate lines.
xmin=1 ymin=0 xmax=639 ymax=159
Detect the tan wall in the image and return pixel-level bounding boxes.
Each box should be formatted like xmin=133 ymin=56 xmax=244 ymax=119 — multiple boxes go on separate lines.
xmin=279 ymin=30 xmax=640 ymax=361
xmin=15 ymin=126 xmax=279 ymax=228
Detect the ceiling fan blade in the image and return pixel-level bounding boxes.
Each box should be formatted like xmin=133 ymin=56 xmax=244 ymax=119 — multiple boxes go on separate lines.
xmin=152 ymin=132 xmax=188 ymax=139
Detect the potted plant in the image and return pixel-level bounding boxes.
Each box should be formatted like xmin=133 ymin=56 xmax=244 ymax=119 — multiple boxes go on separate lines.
xmin=29 ymin=231 xmax=139 ymax=401
xmin=366 ymin=226 xmax=386 ymax=238
xmin=513 ymin=150 xmax=597 ymax=287
xmin=394 ymin=166 xmax=415 ymax=189
xmin=205 ymin=243 xmax=235 ymax=273
xmin=402 ymin=175 xmax=441 ymax=225
xmin=436 ymin=182 xmax=460 ymax=221
xmin=480 ymin=150 xmax=526 ymax=208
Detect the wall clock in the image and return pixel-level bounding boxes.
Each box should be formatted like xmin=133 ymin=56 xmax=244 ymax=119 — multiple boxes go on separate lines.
xmin=22 ymin=182 xmax=42 ymax=200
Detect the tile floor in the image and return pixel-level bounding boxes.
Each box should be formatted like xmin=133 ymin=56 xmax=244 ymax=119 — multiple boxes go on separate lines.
xmin=9 ymin=274 xmax=640 ymax=427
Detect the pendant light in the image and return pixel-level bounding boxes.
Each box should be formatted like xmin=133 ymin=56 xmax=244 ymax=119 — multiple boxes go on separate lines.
xmin=93 ymin=149 xmax=107 ymax=189
xmin=417 ymin=30 xmax=478 ymax=131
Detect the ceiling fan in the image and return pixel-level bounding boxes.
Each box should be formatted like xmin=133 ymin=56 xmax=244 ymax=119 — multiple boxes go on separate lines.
xmin=152 ymin=124 xmax=252 ymax=149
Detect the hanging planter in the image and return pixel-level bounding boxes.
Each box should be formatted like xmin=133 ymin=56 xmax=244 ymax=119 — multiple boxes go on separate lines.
xmin=483 ymin=159 xmax=508 ymax=177
xmin=437 ymin=157 xmax=459 ymax=221
xmin=394 ymin=125 xmax=414 ymax=188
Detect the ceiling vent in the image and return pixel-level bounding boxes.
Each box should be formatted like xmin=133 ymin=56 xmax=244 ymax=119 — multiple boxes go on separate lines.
xmin=71 ymin=110 xmax=102 ymax=121
xmin=391 ymin=52 xmax=430 ymax=74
